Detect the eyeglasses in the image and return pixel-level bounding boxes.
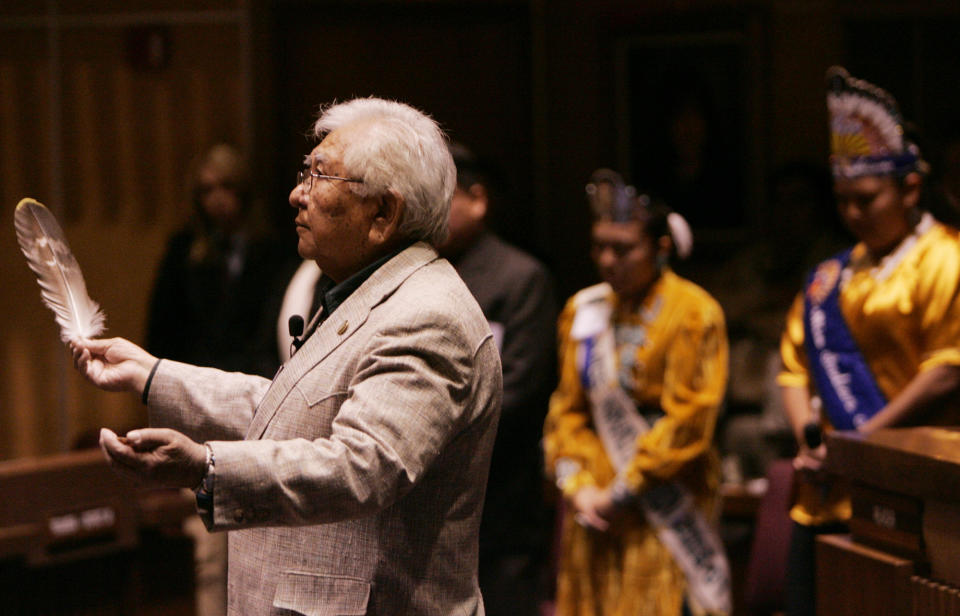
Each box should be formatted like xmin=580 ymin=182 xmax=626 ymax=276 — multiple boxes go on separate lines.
xmin=296 ymin=169 xmax=364 ymax=191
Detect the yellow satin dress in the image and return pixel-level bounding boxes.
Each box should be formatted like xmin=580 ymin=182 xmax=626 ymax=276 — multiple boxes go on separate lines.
xmin=544 ymin=270 xmax=729 ymax=616
xmin=779 ymin=216 xmax=960 ymax=525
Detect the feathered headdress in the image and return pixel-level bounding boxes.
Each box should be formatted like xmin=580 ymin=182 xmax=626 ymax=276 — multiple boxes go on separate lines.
xmin=826 ymin=66 xmax=926 ymax=179
xmin=585 ymin=169 xmax=693 ymax=259
xmin=14 ymin=198 xmax=105 ymax=342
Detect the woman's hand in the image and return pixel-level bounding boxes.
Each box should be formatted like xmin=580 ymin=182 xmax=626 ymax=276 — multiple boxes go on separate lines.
xmin=570 ymin=485 xmax=617 ymax=532
xmin=793 ymin=442 xmax=828 ymax=484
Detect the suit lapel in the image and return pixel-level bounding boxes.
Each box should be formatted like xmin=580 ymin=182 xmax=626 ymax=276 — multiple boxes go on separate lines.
xmin=245 ymin=242 xmax=440 ymax=439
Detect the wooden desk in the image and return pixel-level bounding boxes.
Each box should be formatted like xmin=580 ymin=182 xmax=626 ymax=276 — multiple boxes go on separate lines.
xmin=820 ymin=427 xmax=960 ymax=615
xmin=0 ymin=449 xmax=197 ymax=614
xmin=817 ymin=533 xmax=914 ymax=616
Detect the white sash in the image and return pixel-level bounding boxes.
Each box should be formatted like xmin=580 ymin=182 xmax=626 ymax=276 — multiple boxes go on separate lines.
xmin=572 ymin=285 xmax=731 ymax=615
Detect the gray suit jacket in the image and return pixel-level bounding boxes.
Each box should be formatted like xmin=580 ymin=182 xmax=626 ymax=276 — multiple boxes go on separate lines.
xmin=147 ymin=242 xmax=502 ymax=615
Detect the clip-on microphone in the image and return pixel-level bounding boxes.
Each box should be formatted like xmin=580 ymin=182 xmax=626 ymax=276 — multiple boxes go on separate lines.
xmin=289 ymin=315 xmax=305 ymax=352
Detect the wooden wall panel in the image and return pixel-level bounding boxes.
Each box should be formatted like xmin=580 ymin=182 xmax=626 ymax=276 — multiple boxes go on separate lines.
xmin=4 ymin=0 xmax=960 ymax=464
xmin=0 ymin=29 xmax=58 ymax=458
xmin=58 ymin=0 xmax=237 ymax=12
xmin=0 ymin=4 xmax=245 ymax=459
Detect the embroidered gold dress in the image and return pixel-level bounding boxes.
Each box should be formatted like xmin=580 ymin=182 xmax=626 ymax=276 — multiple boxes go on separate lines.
xmin=779 ymin=215 xmax=960 ymax=525
xmin=544 ymin=270 xmax=728 ymax=616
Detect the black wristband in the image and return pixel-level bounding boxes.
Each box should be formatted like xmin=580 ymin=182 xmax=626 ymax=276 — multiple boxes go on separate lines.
xmin=141 ymin=359 xmax=161 ymax=405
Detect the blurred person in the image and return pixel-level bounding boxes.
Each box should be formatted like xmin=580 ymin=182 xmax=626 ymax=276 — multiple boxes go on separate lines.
xmin=543 ymin=169 xmax=730 ymax=615
xmin=440 ymin=143 xmax=558 ymax=616
xmin=146 ymin=143 xmax=288 ymax=616
xmin=778 ymin=67 xmax=960 ymax=616
xmin=70 ymin=97 xmax=502 ymax=615
xmin=147 ymin=143 xmax=287 ymax=377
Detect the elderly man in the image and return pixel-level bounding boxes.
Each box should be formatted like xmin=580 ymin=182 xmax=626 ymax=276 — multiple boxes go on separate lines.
xmin=71 ymin=97 xmax=503 ymax=615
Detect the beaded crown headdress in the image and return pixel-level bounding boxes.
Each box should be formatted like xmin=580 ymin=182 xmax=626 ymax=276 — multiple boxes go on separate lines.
xmin=827 ymin=66 xmax=926 ymax=179
xmin=584 ymin=168 xmax=693 ymax=259
xmin=585 ymin=169 xmax=646 ymax=222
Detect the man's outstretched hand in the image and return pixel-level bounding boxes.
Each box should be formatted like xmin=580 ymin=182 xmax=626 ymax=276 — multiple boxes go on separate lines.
xmin=99 ymin=427 xmax=207 ymax=489
xmin=70 ymin=337 xmax=157 ymax=395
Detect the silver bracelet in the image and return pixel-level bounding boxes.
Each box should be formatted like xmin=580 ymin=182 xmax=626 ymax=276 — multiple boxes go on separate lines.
xmin=195 ymin=443 xmax=215 ymax=493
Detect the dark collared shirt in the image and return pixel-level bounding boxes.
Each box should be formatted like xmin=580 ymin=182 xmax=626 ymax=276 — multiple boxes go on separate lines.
xmin=307 ymin=243 xmax=411 ymax=333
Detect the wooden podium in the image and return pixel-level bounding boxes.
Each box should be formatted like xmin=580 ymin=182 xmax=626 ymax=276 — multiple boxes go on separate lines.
xmin=820 ymin=427 xmax=960 ymax=615
xmin=0 ymin=449 xmax=198 ymax=614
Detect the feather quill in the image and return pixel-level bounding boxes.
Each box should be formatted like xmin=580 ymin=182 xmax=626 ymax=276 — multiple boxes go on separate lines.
xmin=14 ymin=198 xmax=105 ymax=342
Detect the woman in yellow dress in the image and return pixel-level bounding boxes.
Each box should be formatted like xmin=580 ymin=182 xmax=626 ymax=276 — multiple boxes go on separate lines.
xmin=778 ymin=67 xmax=960 ymax=616
xmin=544 ymin=169 xmax=730 ymax=616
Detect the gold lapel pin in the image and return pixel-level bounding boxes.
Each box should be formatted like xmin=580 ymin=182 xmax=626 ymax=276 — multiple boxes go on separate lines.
xmin=337 ymin=321 xmax=348 ymax=335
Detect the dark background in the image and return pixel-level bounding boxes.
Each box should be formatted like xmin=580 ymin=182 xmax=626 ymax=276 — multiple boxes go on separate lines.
xmin=3 ymin=0 xmax=960 ymax=458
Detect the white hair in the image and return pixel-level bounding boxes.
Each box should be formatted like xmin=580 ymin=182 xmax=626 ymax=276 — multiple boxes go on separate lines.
xmin=312 ymin=97 xmax=455 ymax=246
